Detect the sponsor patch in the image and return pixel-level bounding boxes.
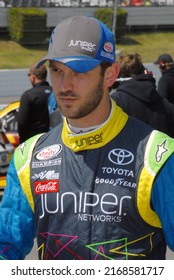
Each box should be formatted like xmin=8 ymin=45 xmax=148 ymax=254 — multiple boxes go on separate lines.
xmin=108 ymin=149 xmax=134 ymax=165
xmin=32 ymin=158 xmax=61 ymax=168
xmin=34 ymin=144 xmax=62 ymax=160
xmin=103 ymin=42 xmax=113 ymax=53
xmin=34 ymin=180 xmax=59 ymax=194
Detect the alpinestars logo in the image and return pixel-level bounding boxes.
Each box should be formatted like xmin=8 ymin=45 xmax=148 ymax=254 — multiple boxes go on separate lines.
xmin=19 ymin=141 xmax=27 ymax=157
xmin=156 ymin=139 xmax=168 ymax=162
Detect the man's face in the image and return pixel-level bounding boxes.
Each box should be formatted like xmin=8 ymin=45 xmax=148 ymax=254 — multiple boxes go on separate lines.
xmin=49 ymin=61 xmax=105 ymax=120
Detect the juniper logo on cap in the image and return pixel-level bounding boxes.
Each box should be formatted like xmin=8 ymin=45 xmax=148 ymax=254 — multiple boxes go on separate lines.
xmin=36 ymin=15 xmax=116 ymax=73
xmin=68 ymin=40 xmax=96 ymax=53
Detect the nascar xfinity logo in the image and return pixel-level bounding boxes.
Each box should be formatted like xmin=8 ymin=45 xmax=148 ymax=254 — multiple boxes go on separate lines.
xmin=108 ymin=149 xmax=134 ymax=165
xmin=34 ymin=144 xmax=62 ymax=160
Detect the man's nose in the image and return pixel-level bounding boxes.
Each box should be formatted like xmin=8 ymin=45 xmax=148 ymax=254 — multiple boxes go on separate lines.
xmin=59 ymin=72 xmax=74 ymax=91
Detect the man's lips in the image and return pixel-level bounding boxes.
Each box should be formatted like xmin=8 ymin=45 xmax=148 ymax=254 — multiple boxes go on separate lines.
xmin=59 ymin=96 xmax=77 ymax=105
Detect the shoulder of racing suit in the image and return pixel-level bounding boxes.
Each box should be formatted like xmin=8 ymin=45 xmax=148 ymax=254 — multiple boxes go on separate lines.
xmin=137 ymin=130 xmax=174 ymax=227
xmin=14 ymin=133 xmax=44 ymax=212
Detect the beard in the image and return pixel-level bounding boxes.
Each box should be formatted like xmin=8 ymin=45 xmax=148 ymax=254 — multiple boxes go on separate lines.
xmin=57 ymin=77 xmax=104 ymax=119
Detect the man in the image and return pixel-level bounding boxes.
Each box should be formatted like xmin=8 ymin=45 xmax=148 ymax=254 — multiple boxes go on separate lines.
xmin=48 ymin=91 xmax=63 ymax=128
xmin=111 ymin=53 xmax=174 ymax=137
xmin=17 ymin=64 xmax=52 ymax=143
xmin=154 ymin=53 xmax=174 ymax=105
xmin=0 ymin=16 xmax=174 ymax=260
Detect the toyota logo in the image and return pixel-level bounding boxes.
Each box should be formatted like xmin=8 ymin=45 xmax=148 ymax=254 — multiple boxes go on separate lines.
xmin=108 ymin=149 xmax=134 ymax=165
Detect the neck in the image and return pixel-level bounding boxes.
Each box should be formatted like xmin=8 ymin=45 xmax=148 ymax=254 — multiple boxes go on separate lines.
xmin=62 ymin=99 xmax=128 ymax=152
xmin=67 ymin=97 xmax=111 ymax=128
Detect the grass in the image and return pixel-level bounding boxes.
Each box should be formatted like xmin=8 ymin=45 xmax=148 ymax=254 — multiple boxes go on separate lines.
xmin=117 ymin=30 xmax=174 ymax=63
xmin=0 ymin=36 xmax=48 ymax=69
xmin=0 ymin=30 xmax=174 ymax=68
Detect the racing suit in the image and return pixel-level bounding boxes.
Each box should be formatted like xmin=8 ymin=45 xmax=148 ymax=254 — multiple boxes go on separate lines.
xmin=0 ymin=99 xmax=174 ymax=260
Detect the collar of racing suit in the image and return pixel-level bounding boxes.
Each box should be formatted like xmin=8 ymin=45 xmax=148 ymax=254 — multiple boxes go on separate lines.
xmin=62 ymin=99 xmax=128 ymax=152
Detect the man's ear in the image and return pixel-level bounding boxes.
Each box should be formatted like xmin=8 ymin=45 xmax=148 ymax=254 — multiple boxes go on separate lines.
xmin=104 ymin=63 xmax=120 ymax=88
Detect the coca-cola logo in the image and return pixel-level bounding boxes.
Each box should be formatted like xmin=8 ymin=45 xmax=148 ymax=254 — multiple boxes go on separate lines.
xmin=34 ymin=180 xmax=59 ymax=194
xmin=34 ymin=144 xmax=62 ymax=160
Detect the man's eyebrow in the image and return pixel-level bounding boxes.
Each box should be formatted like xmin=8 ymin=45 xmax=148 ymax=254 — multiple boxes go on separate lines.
xmin=49 ymin=63 xmax=57 ymax=68
xmin=49 ymin=61 xmax=54 ymax=66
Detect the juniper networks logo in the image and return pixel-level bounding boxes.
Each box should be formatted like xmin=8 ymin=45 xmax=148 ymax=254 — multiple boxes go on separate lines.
xmin=108 ymin=149 xmax=134 ymax=166
xmin=68 ymin=40 xmax=96 ymax=52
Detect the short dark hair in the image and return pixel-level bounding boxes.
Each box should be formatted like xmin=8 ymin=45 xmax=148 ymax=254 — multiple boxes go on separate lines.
xmin=100 ymin=61 xmax=112 ymax=77
xmin=30 ymin=64 xmax=47 ymax=80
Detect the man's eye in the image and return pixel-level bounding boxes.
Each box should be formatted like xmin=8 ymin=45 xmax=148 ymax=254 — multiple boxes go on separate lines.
xmin=52 ymin=68 xmax=60 ymax=73
xmin=50 ymin=68 xmax=64 ymax=76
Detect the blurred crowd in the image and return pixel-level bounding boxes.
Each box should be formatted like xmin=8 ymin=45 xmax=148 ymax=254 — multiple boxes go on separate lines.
xmin=1 ymin=0 xmax=174 ymax=8
xmin=120 ymin=0 xmax=174 ymax=6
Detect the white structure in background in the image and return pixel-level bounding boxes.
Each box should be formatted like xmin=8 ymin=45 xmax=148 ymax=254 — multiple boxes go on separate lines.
xmin=88 ymin=0 xmax=108 ymax=6
xmin=4 ymin=0 xmax=113 ymax=7
xmin=47 ymin=0 xmax=72 ymax=6
xmin=151 ymin=0 xmax=174 ymax=4
xmin=0 ymin=1 xmax=5 ymax=7
xmin=80 ymin=0 xmax=113 ymax=6
xmin=164 ymin=0 xmax=174 ymax=4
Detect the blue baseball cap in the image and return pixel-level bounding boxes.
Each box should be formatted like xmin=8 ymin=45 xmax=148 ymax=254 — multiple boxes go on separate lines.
xmin=36 ymin=16 xmax=116 ymax=73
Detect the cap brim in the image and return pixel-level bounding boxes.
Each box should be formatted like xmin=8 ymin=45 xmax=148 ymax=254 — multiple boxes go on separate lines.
xmin=36 ymin=56 xmax=102 ymax=73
